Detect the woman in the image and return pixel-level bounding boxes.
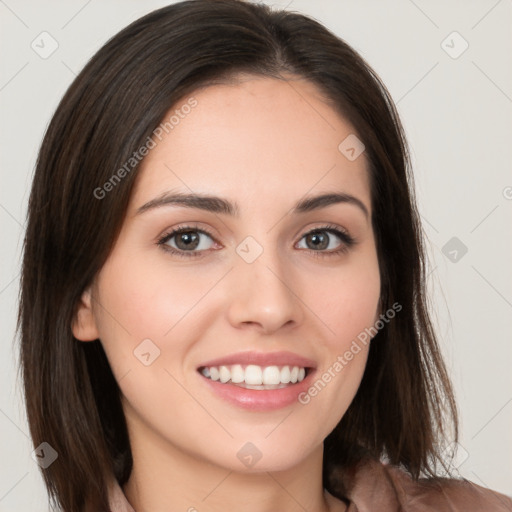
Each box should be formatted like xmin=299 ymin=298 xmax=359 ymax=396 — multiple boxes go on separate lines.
xmin=17 ymin=0 xmax=512 ymax=511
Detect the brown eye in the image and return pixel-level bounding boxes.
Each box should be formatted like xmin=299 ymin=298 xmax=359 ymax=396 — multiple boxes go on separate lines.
xmin=173 ymin=231 xmax=201 ymax=250
xmin=303 ymin=231 xmax=331 ymax=250
xmin=157 ymin=226 xmax=217 ymax=258
xmin=297 ymin=226 xmax=356 ymax=257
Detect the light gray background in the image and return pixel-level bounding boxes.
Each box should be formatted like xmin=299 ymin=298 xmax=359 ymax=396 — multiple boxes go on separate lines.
xmin=1 ymin=0 xmax=511 ymax=510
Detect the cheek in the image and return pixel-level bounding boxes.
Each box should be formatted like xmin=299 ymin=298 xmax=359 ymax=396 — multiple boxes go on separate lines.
xmin=93 ymin=251 xmax=214 ymax=350
xmin=293 ymin=252 xmax=380 ymax=420
xmin=309 ymin=254 xmax=381 ymax=351
xmin=91 ymin=255 xmax=215 ymax=426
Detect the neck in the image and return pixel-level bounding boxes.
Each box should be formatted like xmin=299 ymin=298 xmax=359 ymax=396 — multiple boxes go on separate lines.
xmin=122 ymin=417 xmax=345 ymax=512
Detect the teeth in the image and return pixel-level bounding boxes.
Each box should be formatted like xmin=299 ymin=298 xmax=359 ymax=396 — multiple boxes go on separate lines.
xmin=262 ymin=366 xmax=280 ymax=385
xmin=245 ymin=365 xmax=262 ymax=385
xmin=280 ymin=366 xmax=291 ymax=383
xmin=200 ymin=364 xmax=307 ymax=386
xmin=231 ymin=364 xmax=244 ymax=383
xmin=209 ymin=367 xmax=220 ymax=381
xmin=219 ymin=365 xmax=230 ymax=383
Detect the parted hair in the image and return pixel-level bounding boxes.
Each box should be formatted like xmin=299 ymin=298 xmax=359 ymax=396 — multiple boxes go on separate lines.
xmin=17 ymin=1 xmax=458 ymax=510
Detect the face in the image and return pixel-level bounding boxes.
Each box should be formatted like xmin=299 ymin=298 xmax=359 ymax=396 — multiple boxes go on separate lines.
xmin=73 ymin=74 xmax=381 ymax=473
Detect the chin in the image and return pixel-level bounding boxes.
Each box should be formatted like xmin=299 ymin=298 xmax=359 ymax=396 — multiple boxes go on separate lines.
xmin=200 ymin=436 xmax=320 ymax=474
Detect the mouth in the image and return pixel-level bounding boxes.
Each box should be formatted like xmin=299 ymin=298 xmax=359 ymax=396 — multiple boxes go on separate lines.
xmin=196 ymin=351 xmax=317 ymax=411
xmin=198 ymin=364 xmax=311 ymax=390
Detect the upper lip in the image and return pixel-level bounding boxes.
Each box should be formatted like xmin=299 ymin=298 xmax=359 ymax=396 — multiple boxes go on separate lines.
xmin=197 ymin=350 xmax=317 ymax=369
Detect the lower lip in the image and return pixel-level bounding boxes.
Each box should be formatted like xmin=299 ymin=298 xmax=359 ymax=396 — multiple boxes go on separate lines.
xmin=199 ymin=370 xmax=316 ymax=411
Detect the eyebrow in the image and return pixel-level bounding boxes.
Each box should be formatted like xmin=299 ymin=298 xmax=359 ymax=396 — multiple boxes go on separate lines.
xmin=135 ymin=190 xmax=369 ymax=219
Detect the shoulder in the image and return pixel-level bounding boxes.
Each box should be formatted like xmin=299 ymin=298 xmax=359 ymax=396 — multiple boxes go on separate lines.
xmin=385 ymin=463 xmax=512 ymax=511
xmin=327 ymin=456 xmax=512 ymax=511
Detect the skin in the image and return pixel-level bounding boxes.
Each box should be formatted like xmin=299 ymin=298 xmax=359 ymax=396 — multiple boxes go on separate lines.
xmin=73 ymin=73 xmax=381 ymax=512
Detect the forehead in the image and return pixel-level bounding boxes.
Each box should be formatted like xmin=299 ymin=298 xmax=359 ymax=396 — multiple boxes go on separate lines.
xmin=130 ymin=75 xmax=371 ymax=215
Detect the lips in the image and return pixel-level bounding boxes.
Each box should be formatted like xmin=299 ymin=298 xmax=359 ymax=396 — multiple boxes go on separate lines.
xmin=197 ymin=351 xmax=317 ymax=411
xmin=197 ymin=350 xmax=317 ymax=369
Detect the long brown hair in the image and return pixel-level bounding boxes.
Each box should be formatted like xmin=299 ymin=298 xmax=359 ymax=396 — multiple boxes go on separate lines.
xmin=17 ymin=1 xmax=458 ymax=510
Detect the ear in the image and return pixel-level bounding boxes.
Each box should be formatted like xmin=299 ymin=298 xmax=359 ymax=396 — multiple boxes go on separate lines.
xmin=72 ymin=287 xmax=100 ymax=342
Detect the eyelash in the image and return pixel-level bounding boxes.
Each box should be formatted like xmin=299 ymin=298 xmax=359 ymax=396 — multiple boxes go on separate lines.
xmin=156 ymin=223 xmax=356 ymax=259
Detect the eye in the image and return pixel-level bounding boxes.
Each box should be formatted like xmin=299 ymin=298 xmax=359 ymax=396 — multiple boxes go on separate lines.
xmin=297 ymin=224 xmax=356 ymax=258
xmin=157 ymin=224 xmax=216 ymax=258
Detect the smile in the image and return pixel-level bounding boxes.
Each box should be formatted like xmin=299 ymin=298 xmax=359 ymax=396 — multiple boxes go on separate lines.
xmin=196 ymin=351 xmax=317 ymax=411
xmin=199 ymin=364 xmax=308 ymax=389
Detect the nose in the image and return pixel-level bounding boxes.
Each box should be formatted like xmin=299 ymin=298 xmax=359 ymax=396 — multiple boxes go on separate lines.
xmin=225 ymin=244 xmax=304 ymax=335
